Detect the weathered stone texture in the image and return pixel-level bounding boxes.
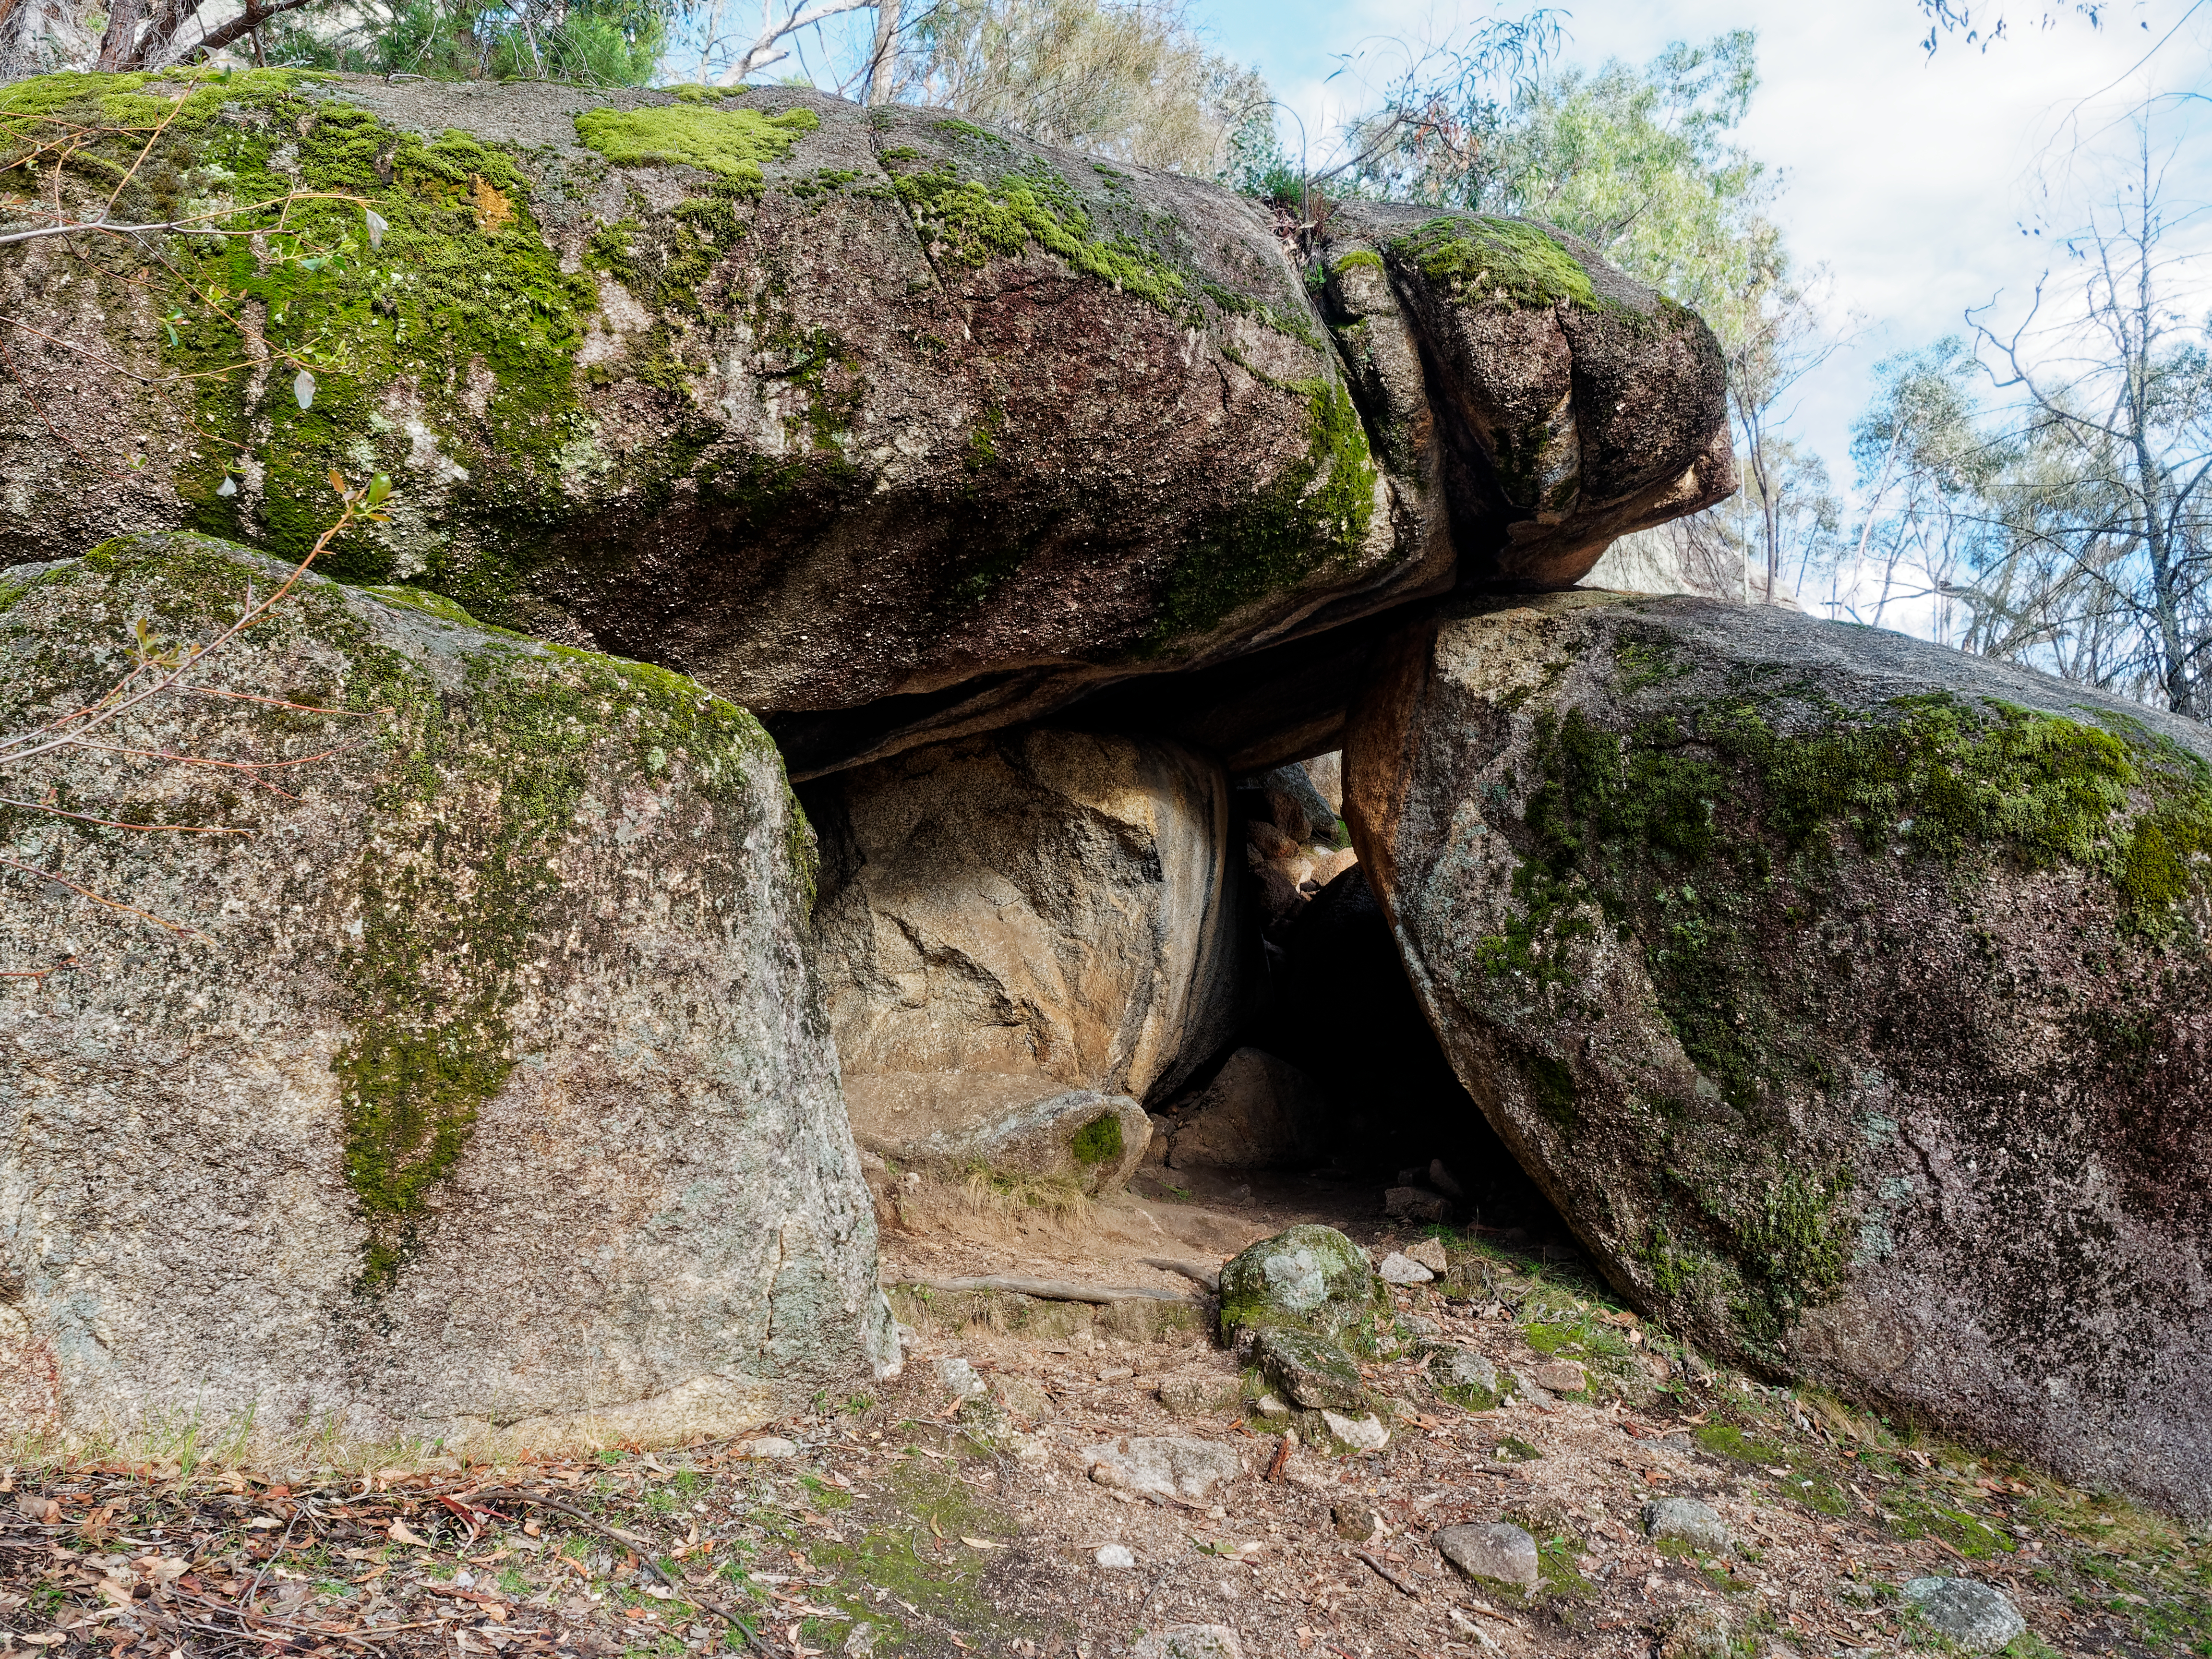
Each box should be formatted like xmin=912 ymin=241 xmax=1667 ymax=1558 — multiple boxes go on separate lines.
xmin=1323 ymin=207 xmax=1736 ymax=591
xmin=1345 ymin=591 xmax=2212 ymax=1515
xmin=809 ymin=727 xmax=1246 ymax=1176
xmin=0 ymin=534 xmax=892 ymax=1454
xmin=0 ymin=72 xmax=1428 ymax=777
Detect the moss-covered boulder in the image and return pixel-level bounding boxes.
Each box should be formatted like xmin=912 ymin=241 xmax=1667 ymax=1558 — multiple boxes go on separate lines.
xmin=0 ymin=70 xmax=1431 ymax=778
xmin=0 ymin=532 xmax=893 ymax=1455
xmin=1323 ymin=206 xmax=1735 ymax=591
xmin=1216 ymin=1224 xmax=1389 ymax=1346
xmin=1344 ymin=591 xmax=2212 ymax=1515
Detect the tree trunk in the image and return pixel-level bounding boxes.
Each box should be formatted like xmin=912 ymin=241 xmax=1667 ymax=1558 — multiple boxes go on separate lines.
xmin=95 ymin=0 xmax=144 ymax=68
xmin=865 ymin=0 xmax=900 ymax=104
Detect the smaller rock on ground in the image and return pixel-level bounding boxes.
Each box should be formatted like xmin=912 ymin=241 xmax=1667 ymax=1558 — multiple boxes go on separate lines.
xmin=1643 ymin=1497 xmax=1728 ymax=1551
xmin=1251 ymin=1326 xmax=1365 ymax=1411
xmin=1508 ymin=1369 xmax=1556 ymax=1407
xmin=1319 ymin=1410 xmax=1389 ymax=1451
xmin=1130 ymin=1626 xmax=1243 ymax=1659
xmin=737 ymin=1437 xmax=802 ymax=1459
xmin=1384 ymin=1186 xmax=1452 ymax=1223
xmin=1530 ymin=1359 xmax=1587 ymax=1394
xmin=1406 ymin=1236 xmax=1449 ymax=1273
xmin=1331 ymin=1504 xmax=1379 ymax=1541
xmin=1378 ymin=1251 xmax=1433 ymax=1285
xmin=1901 ymin=1577 xmax=2029 ymax=1651
xmin=1436 ymin=1521 xmax=1541 ymax=1590
xmin=936 ymin=1358 xmax=986 ymax=1398
xmin=1095 ymin=1544 xmax=1136 ymax=1570
xmin=1426 ymin=1346 xmax=1500 ymax=1407
xmin=1084 ymin=1436 xmax=1244 ymax=1500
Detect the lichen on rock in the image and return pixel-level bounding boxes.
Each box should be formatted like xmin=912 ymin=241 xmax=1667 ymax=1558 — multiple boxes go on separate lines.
xmin=0 ymin=530 xmax=892 ymax=1454
xmin=1344 ymin=589 xmax=2212 ymax=1515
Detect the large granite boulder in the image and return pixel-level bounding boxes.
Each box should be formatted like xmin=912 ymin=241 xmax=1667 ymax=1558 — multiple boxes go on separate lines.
xmin=808 ymin=727 xmax=1247 ymax=1182
xmin=1322 ymin=206 xmax=1736 ymax=591
xmin=0 ymin=73 xmax=1731 ymax=780
xmin=0 ymin=71 xmax=1418 ymax=778
xmin=1344 ymin=591 xmax=2212 ymax=1515
xmin=0 ymin=533 xmax=893 ymax=1455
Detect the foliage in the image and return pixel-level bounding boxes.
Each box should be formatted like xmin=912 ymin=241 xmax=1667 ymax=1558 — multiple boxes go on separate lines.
xmin=260 ymin=0 xmax=662 ymax=83
xmin=1824 ymin=337 xmax=2008 ymax=634
xmin=1831 ymin=117 xmax=2212 ymax=721
xmin=899 ymin=0 xmax=1266 ymax=177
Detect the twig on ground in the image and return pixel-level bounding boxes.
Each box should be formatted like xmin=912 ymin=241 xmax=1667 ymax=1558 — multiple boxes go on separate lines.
xmin=1353 ymin=1548 xmax=1421 ymax=1599
xmin=890 ymin=1275 xmax=1201 ymax=1307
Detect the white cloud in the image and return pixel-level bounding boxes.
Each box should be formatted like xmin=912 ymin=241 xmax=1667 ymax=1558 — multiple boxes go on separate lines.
xmin=1199 ymin=0 xmax=2212 ymax=502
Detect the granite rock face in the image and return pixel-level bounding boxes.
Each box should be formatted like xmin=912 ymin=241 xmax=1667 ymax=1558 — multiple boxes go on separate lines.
xmin=0 ymin=73 xmax=1733 ymax=780
xmin=810 ymin=727 xmax=1246 ymax=1180
xmin=1322 ymin=206 xmax=1736 ymax=591
xmin=0 ymin=534 xmax=893 ymax=1455
xmin=1345 ymin=591 xmax=2212 ymax=1516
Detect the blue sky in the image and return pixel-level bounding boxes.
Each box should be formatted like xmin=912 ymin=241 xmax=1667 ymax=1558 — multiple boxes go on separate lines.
xmin=1192 ymin=0 xmax=2212 ymax=505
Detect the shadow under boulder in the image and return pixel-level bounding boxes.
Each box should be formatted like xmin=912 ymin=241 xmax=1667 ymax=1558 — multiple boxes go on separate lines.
xmin=1264 ymin=866 xmax=1567 ymax=1240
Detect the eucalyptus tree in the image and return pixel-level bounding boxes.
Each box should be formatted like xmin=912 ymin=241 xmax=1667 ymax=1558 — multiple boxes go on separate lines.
xmin=1841 ymin=338 xmax=2009 ymax=639
xmin=1966 ymin=126 xmax=2212 ymax=716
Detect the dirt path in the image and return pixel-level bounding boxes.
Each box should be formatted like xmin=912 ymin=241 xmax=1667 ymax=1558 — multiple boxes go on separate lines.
xmin=3 ymin=1173 xmax=2203 ymax=1659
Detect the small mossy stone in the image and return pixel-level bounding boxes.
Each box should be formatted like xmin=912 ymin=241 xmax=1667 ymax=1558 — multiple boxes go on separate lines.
xmin=1425 ymin=1344 xmax=1501 ymax=1410
xmin=1250 ymin=1326 xmax=1365 ymax=1412
xmin=1642 ymin=1497 xmax=1728 ymax=1551
xmin=1900 ymin=1577 xmax=2029 ymax=1652
xmin=1436 ymin=1521 xmax=1540 ymax=1592
xmin=1216 ymin=1224 xmax=1387 ymax=1345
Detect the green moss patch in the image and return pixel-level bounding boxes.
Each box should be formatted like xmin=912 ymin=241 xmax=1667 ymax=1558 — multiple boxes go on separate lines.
xmin=572 ymin=103 xmax=819 ymax=185
xmin=887 ymin=151 xmax=1190 ymax=312
xmin=1068 ymin=1111 xmax=1123 ymax=1166
xmin=0 ymin=72 xmax=610 ymax=620
xmin=1143 ymin=377 xmax=1377 ymax=650
xmin=1395 ymin=215 xmax=1597 ymax=310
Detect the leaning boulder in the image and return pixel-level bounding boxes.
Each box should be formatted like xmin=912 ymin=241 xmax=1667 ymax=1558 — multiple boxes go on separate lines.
xmin=1345 ymin=590 xmax=2212 ymax=1515
xmin=0 ymin=533 xmax=893 ymax=1454
xmin=810 ymin=727 xmax=1247 ymax=1185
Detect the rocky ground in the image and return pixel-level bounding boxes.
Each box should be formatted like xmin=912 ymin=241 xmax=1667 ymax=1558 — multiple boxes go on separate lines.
xmin=3 ymin=1171 xmax=2206 ymax=1659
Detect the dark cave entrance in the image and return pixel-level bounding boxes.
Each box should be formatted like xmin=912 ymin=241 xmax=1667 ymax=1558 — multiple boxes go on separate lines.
xmin=1139 ymin=763 xmax=1577 ymax=1255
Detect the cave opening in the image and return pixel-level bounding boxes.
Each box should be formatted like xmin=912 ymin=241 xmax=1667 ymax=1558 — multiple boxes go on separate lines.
xmin=1133 ymin=752 xmax=1578 ymax=1258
